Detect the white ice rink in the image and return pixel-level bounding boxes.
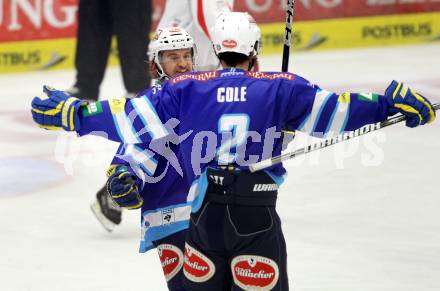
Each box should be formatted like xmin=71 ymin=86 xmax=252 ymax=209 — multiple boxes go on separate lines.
xmin=1 ymin=43 xmax=439 ymax=291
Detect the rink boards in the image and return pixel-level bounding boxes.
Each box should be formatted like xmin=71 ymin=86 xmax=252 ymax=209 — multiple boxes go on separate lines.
xmin=0 ymin=11 xmax=439 ymax=74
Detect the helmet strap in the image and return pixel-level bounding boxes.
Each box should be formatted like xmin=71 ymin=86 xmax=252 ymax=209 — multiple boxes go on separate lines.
xmin=154 ymin=58 xmax=169 ymax=81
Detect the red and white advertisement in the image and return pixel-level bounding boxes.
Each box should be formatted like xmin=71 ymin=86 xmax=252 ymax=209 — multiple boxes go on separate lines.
xmin=234 ymin=0 xmax=440 ymax=23
xmin=1 ymin=0 xmax=440 ymax=43
xmin=0 ymin=0 xmax=78 ymax=42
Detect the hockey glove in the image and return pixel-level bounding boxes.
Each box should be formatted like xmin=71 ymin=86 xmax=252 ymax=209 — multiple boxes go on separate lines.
xmin=385 ymin=81 xmax=435 ymax=128
xmin=31 ymin=85 xmax=87 ymax=131
xmin=106 ymin=166 xmax=143 ymax=210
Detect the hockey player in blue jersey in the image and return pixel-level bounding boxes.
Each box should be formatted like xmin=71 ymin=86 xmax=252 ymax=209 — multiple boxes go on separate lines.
xmin=100 ymin=27 xmax=199 ymax=290
xmin=90 ymin=26 xmax=197 ymax=233
xmin=34 ymin=27 xmax=197 ymax=290
xmin=31 ymin=12 xmax=436 ymax=291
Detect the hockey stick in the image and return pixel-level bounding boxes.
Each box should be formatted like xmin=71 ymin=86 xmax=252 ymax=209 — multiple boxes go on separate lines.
xmin=281 ymin=1 xmax=296 ymax=140
xmin=281 ymin=0 xmax=295 ymax=72
xmin=249 ymin=103 xmax=440 ymax=172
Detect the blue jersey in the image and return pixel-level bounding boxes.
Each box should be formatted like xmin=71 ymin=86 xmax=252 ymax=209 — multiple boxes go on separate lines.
xmin=79 ymin=68 xmax=392 ymax=215
xmin=110 ymin=143 xmax=192 ymax=252
xmin=106 ymin=86 xmax=193 ymax=253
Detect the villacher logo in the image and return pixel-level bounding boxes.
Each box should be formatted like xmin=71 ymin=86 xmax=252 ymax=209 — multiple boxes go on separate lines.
xmin=157 ymin=244 xmax=184 ymax=281
xmin=231 ymin=255 xmax=279 ymax=290
xmin=183 ymin=243 xmax=215 ymax=282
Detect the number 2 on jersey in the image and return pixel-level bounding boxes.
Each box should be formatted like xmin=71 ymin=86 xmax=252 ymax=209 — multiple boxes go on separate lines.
xmin=216 ymin=114 xmax=250 ymax=164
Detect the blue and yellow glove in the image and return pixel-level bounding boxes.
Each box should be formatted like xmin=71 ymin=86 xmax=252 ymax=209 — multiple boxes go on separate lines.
xmin=106 ymin=165 xmax=143 ymax=210
xmin=31 ymin=85 xmax=87 ymax=131
xmin=385 ymin=81 xmax=436 ymax=128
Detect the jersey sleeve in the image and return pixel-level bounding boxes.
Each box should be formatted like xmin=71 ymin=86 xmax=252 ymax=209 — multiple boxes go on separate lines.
xmin=285 ymin=75 xmax=392 ymax=137
xmin=113 ymin=143 xmax=158 ymax=176
xmin=77 ymin=85 xmax=177 ymax=144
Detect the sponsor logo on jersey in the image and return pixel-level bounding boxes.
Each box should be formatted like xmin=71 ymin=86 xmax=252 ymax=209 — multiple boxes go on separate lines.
xmin=358 ymin=93 xmax=379 ymax=102
xmin=247 ymin=71 xmax=294 ymax=80
xmin=183 ymin=243 xmax=215 ymax=282
xmin=83 ymin=102 xmax=103 ymax=117
xmin=157 ymin=244 xmax=184 ymax=281
xmin=253 ymin=183 xmax=278 ymax=192
xmin=220 ymin=68 xmax=245 ymax=77
xmin=171 ymin=71 xmax=218 ymax=84
xmin=108 ymin=98 xmax=126 ymax=114
xmin=231 ymin=255 xmax=279 ymax=290
xmin=222 ymin=39 xmax=238 ymax=48
xmin=338 ymin=92 xmax=351 ymax=104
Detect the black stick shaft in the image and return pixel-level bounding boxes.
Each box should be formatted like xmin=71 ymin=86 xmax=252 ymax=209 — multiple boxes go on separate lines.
xmin=281 ymin=0 xmax=295 ymax=72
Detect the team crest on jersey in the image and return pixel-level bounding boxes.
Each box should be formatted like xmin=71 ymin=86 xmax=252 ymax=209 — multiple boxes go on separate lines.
xmin=231 ymin=255 xmax=279 ymax=290
xmin=183 ymin=243 xmax=215 ymax=282
xmin=157 ymin=244 xmax=184 ymax=281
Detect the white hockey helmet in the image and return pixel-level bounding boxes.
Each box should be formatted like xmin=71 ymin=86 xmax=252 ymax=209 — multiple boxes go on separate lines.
xmin=148 ymin=26 xmax=197 ymax=79
xmin=211 ymin=12 xmax=261 ymax=57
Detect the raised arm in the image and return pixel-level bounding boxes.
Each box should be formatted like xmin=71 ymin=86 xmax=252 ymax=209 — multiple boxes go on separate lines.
xmin=31 ymin=86 xmax=170 ymax=144
xmin=286 ymin=77 xmax=435 ymax=137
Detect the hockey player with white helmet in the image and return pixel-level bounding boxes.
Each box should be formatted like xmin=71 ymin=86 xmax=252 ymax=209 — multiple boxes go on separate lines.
xmin=210 ymin=11 xmax=261 ymax=70
xmin=156 ymin=0 xmax=234 ymax=71
xmin=148 ymin=26 xmax=197 ymax=80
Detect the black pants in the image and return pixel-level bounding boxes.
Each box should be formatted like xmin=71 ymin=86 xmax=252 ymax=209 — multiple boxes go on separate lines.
xmin=182 ymin=170 xmax=289 ymax=290
xmin=74 ymin=0 xmax=151 ymax=100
